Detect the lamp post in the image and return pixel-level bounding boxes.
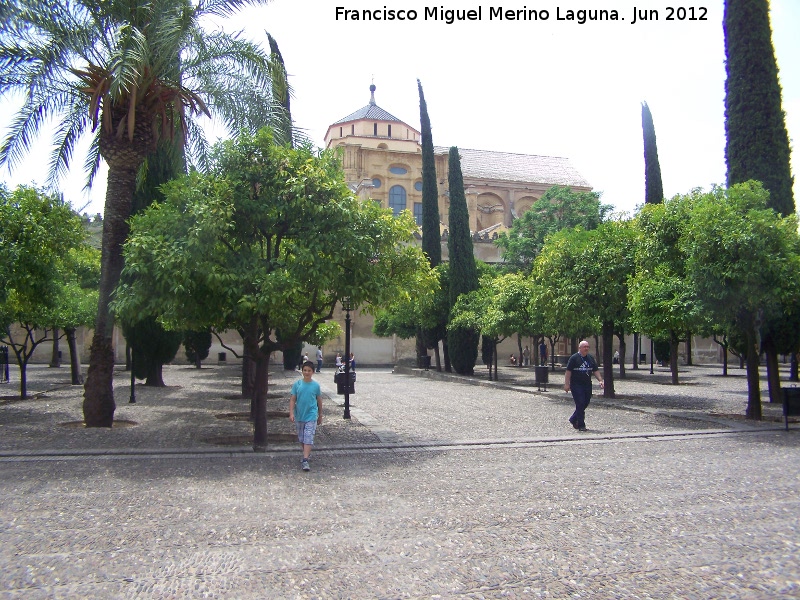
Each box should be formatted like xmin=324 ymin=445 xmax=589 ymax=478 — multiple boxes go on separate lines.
xmin=129 ymin=348 xmax=136 ymax=403
xmin=342 ymin=297 xmax=352 ymax=419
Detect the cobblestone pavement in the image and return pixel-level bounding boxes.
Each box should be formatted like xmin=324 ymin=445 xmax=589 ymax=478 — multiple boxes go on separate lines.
xmin=1 ymin=363 xmax=799 ymax=598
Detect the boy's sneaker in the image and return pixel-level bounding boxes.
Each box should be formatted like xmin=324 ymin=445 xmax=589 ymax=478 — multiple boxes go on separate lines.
xmin=301 ymin=459 xmax=310 ymax=471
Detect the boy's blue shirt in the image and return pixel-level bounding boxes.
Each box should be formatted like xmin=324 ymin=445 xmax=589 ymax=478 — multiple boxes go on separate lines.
xmin=291 ymin=379 xmax=321 ymax=422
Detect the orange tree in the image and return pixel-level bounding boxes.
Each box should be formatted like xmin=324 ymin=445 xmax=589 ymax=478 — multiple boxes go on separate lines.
xmin=114 ymin=129 xmax=433 ymax=450
xmin=1 ymin=0 xmax=287 ymax=426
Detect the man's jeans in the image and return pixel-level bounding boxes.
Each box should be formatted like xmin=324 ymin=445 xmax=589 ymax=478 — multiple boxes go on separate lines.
xmin=569 ymin=386 xmax=592 ymax=429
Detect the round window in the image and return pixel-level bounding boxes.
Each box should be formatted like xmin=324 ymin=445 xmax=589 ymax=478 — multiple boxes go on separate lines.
xmin=372 ymin=178 xmax=382 ymax=189
xmin=414 ymin=181 xmax=423 ymax=192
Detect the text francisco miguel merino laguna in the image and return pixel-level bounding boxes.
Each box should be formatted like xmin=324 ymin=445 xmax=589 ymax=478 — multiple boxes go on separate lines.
xmin=335 ymin=6 xmax=709 ymax=25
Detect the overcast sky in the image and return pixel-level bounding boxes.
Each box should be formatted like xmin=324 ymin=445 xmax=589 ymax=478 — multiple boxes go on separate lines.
xmin=2 ymin=0 xmax=798 ymax=216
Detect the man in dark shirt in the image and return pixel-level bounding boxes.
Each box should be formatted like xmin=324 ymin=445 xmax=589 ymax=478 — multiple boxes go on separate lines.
xmin=564 ymin=340 xmax=604 ymax=431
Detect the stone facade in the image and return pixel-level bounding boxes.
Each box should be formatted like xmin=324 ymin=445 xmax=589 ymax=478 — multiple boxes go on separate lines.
xmin=324 ymin=85 xmax=592 ymax=265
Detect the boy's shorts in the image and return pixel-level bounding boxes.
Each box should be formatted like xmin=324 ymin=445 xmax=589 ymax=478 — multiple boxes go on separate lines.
xmin=296 ymin=420 xmax=317 ymax=445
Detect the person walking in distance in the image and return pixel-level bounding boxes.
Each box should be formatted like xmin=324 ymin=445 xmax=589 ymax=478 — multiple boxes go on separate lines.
xmin=289 ymin=361 xmax=323 ymax=471
xmin=315 ymin=346 xmax=323 ymax=373
xmin=564 ymin=340 xmax=604 ymax=431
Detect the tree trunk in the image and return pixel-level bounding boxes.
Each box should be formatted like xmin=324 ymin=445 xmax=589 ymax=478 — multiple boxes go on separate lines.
xmin=66 ymin=328 xmax=83 ymax=385
xmin=721 ymin=339 xmax=729 ymax=377
xmin=602 ymin=321 xmax=615 ymax=398
xmin=241 ymin=318 xmax=258 ymax=398
xmin=144 ymin=362 xmax=166 ymax=387
xmin=50 ymin=328 xmax=61 ymax=367
xmin=617 ymin=332 xmax=627 ymax=379
xmin=516 ymin=334 xmax=523 ymax=367
xmin=83 ymin=164 xmax=139 ymax=427
xmin=434 ymin=344 xmax=441 ymax=372
xmin=443 ymin=339 xmax=451 ymax=373
xmin=10 ymin=347 xmax=27 ymax=399
xmin=763 ymin=339 xmax=781 ymax=404
xmin=252 ymin=346 xmax=270 ymax=452
xmin=669 ymin=331 xmax=680 ymax=385
xmin=685 ymin=331 xmax=693 ymax=365
xmin=632 ymin=333 xmax=639 ymax=370
xmin=19 ymin=360 xmax=27 ymax=399
xmin=744 ymin=324 xmax=762 ymax=420
xmin=415 ymin=331 xmax=426 ymax=364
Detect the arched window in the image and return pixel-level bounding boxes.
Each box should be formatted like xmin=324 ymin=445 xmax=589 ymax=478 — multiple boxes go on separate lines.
xmin=389 ymin=185 xmax=407 ymax=216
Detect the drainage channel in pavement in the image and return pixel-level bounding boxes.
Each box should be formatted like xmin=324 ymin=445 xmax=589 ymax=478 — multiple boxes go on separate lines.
xmin=0 ymin=427 xmax=790 ymax=462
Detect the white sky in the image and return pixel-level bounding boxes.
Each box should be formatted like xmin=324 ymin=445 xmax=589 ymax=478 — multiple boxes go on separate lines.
xmin=1 ymin=0 xmax=798 ymax=216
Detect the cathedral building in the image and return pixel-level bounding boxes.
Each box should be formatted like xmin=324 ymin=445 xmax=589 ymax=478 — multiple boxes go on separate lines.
xmin=325 ymin=85 xmax=592 ymax=263
xmin=321 ymin=85 xmax=594 ymax=364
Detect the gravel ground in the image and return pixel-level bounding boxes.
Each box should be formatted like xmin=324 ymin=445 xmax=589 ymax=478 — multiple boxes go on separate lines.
xmin=1 ymin=362 xmax=798 ymax=598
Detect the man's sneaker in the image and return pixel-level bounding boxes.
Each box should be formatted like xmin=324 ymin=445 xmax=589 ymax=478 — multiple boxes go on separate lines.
xmin=578 ymin=426 xmax=587 ymax=432
xmin=301 ymin=459 xmax=310 ymax=471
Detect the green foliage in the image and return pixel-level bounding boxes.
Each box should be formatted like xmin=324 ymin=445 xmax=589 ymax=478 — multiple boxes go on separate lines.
xmin=0 ymin=185 xmax=93 ymax=396
xmin=184 ymin=329 xmax=212 ymax=366
xmin=724 ymin=0 xmax=794 ymax=215
xmin=0 ymin=186 xmax=84 ymax=318
xmin=373 ymin=263 xmax=445 ymax=341
xmin=114 ymin=128 xmax=434 ymax=354
xmin=49 ymin=245 xmax=100 ymax=332
xmin=654 ymin=339 xmax=671 ymax=363
xmin=684 ymin=181 xmax=800 ymax=330
xmin=629 ymin=195 xmax=700 ymax=339
xmin=123 ymin=316 xmax=183 ymax=381
xmin=642 ymin=102 xmax=664 ymax=205
xmin=450 ymin=271 xmax=537 ymax=343
xmin=418 ymin=79 xmax=441 ymax=267
xmin=446 ymin=147 xmax=479 ymax=375
xmin=495 ymin=185 xmax=612 ymax=272
xmin=0 ymin=0 xmax=288 ymax=185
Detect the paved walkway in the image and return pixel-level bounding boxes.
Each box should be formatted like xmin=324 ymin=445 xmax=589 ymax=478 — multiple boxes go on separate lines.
xmin=1 ymin=362 xmax=798 ymax=598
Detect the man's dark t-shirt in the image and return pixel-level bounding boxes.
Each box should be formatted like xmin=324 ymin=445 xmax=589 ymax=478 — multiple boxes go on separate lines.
xmin=566 ymin=352 xmax=599 ymax=388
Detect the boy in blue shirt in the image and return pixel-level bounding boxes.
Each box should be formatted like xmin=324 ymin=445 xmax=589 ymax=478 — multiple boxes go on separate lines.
xmin=290 ymin=361 xmax=323 ymax=471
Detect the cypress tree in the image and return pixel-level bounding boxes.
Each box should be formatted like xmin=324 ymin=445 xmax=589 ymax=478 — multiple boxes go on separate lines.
xmin=642 ymin=102 xmax=664 ymax=205
xmin=416 ymin=80 xmax=446 ymax=366
xmin=447 ymin=147 xmax=479 ymax=375
xmin=184 ymin=328 xmax=212 ymax=368
xmin=417 ymin=79 xmax=441 ymax=266
xmin=724 ymin=0 xmax=794 ymax=216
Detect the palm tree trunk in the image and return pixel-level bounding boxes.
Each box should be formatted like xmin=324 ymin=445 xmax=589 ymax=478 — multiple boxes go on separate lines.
xmin=83 ymin=164 xmax=138 ymax=427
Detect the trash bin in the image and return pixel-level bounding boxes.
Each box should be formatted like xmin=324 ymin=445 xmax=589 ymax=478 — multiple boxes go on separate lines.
xmin=535 ymin=365 xmax=549 ymax=392
xmin=640 ymin=353 xmax=646 ymax=362
xmin=335 ymin=370 xmax=356 ymax=395
xmin=418 ymin=355 xmax=431 ymax=370
xmin=781 ymin=386 xmax=800 ymax=430
xmin=0 ymin=346 xmax=9 ymax=383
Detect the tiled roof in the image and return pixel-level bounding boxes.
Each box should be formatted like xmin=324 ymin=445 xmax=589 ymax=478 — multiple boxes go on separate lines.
xmin=332 ymin=104 xmax=405 ymax=125
xmin=435 ymin=147 xmax=591 ymax=188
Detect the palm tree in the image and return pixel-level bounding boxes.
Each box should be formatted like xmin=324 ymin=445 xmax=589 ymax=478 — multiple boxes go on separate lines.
xmin=0 ymin=0 xmax=289 ymax=426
